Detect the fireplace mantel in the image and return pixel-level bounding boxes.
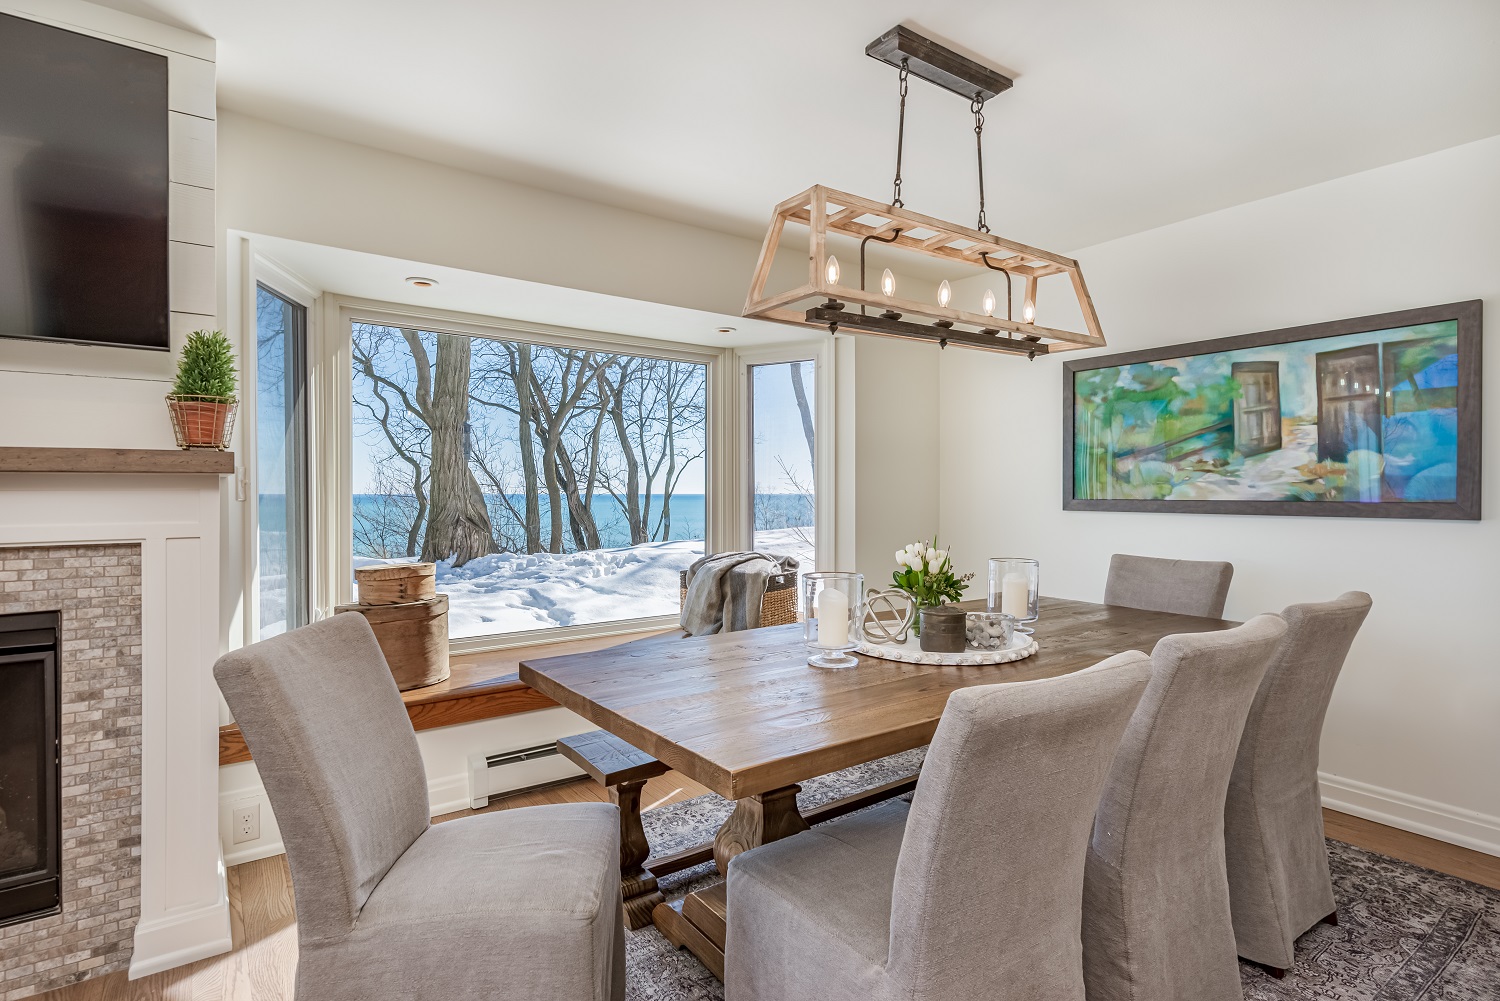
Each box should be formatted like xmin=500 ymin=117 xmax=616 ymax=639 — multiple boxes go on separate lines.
xmin=0 ymin=470 xmax=231 ymax=982
xmin=0 ymin=447 xmax=234 ymax=475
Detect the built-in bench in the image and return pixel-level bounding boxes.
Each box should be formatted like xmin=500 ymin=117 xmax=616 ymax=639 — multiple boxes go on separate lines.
xmin=217 ymin=631 xmax=670 ymax=766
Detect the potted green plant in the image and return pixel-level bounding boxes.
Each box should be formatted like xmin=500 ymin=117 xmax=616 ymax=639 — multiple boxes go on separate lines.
xmin=891 ymin=538 xmax=974 ymax=633
xmin=166 ymin=330 xmax=238 ymax=449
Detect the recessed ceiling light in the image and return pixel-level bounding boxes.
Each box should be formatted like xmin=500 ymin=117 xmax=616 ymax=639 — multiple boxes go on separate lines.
xmin=405 ymin=276 xmax=439 ymax=288
xmin=716 ymin=326 xmax=736 ymax=335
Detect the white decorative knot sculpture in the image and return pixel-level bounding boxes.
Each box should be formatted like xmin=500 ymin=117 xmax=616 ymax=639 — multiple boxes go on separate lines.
xmin=863 ymin=588 xmax=917 ymax=644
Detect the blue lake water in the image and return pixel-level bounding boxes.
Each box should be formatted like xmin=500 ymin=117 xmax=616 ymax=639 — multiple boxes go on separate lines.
xmin=256 ymin=493 xmax=814 ymax=569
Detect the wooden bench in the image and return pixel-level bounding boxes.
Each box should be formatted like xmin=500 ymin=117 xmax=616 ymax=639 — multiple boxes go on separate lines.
xmin=558 ymin=730 xmax=671 ymax=929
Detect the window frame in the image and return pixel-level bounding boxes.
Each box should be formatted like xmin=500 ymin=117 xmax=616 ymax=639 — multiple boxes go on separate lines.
xmin=329 ymin=296 xmax=738 ymax=653
xmin=241 ymin=255 xmax=318 ymax=646
xmin=735 ymin=341 xmax=836 ymax=574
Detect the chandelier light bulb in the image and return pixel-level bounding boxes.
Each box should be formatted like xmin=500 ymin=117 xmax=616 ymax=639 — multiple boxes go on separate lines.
xmin=881 ymin=268 xmax=895 ymax=297
xmin=825 ymin=255 xmax=840 ymax=286
xmin=1023 ymin=298 xmax=1036 ymax=324
xmin=938 ymin=280 xmax=952 ymax=308
xmin=982 ymin=288 xmax=996 ymax=316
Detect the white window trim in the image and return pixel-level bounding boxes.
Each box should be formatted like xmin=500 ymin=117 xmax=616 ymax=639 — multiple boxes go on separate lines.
xmin=327 ymin=295 xmax=738 ymax=654
xmin=240 ymin=249 xmax=321 ymax=648
xmin=733 ymin=339 xmax=836 ymax=573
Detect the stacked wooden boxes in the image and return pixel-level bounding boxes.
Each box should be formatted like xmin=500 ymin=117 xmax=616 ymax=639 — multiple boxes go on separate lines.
xmin=335 ymin=563 xmax=450 ymax=691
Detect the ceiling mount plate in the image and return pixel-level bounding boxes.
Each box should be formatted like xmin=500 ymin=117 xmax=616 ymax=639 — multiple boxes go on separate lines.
xmin=865 ymin=25 xmax=1014 ymax=103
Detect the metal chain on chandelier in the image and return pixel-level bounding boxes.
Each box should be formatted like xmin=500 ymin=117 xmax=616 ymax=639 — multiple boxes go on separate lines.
xmin=972 ymin=94 xmax=989 ymax=233
xmin=891 ymin=59 xmax=909 ymax=208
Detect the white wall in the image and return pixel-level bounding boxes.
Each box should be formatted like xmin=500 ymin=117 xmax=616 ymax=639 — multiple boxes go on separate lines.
xmin=940 ymin=134 xmax=1500 ymax=853
xmin=217 ymin=111 xmax=780 ymax=318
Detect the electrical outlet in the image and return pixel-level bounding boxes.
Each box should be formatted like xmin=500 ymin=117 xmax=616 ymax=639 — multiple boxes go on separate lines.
xmin=231 ymin=803 xmax=261 ymax=844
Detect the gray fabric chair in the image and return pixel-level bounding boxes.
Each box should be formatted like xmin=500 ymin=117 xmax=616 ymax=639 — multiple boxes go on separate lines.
xmin=725 ymin=651 xmax=1156 ymax=1001
xmin=1082 ymin=613 xmax=1287 ymax=1001
xmin=214 ymin=613 xmax=624 ymax=1001
xmin=1225 ymin=591 xmax=1373 ymax=973
xmin=1104 ymin=553 xmax=1235 ymax=618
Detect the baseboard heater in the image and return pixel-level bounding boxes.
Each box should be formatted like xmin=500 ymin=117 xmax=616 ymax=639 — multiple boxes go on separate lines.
xmin=467 ymin=742 xmax=584 ymax=809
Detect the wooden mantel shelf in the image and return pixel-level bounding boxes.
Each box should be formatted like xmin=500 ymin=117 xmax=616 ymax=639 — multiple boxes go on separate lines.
xmin=0 ymin=446 xmax=235 ymax=474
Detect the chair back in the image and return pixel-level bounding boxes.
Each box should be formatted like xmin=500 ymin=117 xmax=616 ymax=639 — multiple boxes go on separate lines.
xmin=1232 ymin=592 xmax=1371 ymax=788
xmin=1090 ymin=614 xmax=1285 ymax=873
xmin=1104 ymin=553 xmax=1234 ymax=618
xmin=886 ymin=651 xmax=1154 ymax=997
xmin=214 ymin=613 xmax=431 ymax=942
xmin=1083 ymin=614 xmax=1286 ymax=999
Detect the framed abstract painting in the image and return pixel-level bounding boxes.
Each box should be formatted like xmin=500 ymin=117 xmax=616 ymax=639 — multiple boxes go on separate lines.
xmin=1063 ymin=300 xmax=1482 ymax=520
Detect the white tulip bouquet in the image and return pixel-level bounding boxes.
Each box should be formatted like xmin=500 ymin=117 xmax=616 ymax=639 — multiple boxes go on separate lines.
xmin=891 ymin=539 xmax=973 ymax=627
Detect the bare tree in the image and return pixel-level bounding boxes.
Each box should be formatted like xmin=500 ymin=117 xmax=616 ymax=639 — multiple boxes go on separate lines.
xmin=413 ymin=330 xmax=496 ymax=565
xmin=351 ymin=324 xmax=495 ymax=566
xmin=789 ymin=361 xmax=815 ymax=469
xmin=352 ymin=327 xmax=430 ymax=558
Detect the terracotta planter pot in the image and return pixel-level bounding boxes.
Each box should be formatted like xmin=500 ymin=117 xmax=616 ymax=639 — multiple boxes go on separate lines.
xmin=166 ymin=395 xmax=237 ymax=450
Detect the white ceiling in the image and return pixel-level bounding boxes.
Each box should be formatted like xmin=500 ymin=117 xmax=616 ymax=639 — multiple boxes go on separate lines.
xmin=115 ymin=0 xmax=1500 ymax=252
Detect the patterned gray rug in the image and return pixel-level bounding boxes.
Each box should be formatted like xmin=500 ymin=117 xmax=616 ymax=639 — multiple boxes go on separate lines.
xmin=624 ymin=750 xmax=1500 ymax=1000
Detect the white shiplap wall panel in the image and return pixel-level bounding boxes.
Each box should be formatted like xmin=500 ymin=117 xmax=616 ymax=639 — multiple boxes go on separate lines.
xmin=169 ymin=182 xmax=214 ymax=246
xmin=168 ymin=111 xmax=215 ymax=189
xmin=169 ymin=241 xmax=216 ymax=317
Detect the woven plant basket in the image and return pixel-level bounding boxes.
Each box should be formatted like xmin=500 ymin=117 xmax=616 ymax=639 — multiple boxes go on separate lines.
xmin=166 ymin=394 xmax=238 ymax=450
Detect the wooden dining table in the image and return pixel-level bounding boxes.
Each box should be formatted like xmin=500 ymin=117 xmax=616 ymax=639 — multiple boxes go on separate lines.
xmin=519 ymin=595 xmax=1236 ymax=978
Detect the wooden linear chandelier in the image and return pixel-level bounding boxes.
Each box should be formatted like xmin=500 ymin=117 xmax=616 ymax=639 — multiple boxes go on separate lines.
xmin=743 ymin=27 xmax=1105 ymax=358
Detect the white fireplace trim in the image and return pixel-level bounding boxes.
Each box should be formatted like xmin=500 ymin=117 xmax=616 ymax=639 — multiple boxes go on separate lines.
xmin=0 ymin=472 xmax=231 ymax=979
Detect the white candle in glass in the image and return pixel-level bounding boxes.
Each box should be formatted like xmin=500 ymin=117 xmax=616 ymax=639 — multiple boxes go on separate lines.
xmin=1000 ymin=572 xmax=1030 ymax=618
xmin=817 ymin=587 xmax=849 ymax=646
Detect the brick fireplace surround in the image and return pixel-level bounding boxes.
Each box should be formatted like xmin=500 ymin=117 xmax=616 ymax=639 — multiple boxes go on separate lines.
xmin=0 ymin=545 xmax=144 ymax=999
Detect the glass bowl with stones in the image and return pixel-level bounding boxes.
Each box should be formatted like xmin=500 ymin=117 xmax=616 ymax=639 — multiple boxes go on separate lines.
xmin=965 ymin=611 xmax=1016 ymax=651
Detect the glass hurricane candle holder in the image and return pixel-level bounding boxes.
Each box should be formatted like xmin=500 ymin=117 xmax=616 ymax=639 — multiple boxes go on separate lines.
xmin=989 ymin=557 xmax=1040 ymax=634
xmin=803 ymin=572 xmax=864 ymax=669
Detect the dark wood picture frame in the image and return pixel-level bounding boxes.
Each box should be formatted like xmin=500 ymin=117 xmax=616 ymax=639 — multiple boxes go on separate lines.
xmin=1063 ymin=300 xmax=1483 ymax=520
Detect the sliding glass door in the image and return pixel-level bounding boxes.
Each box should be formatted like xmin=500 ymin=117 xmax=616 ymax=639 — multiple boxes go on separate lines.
xmin=254 ymin=284 xmax=309 ymax=638
xmin=747 ymin=359 xmax=816 ymax=573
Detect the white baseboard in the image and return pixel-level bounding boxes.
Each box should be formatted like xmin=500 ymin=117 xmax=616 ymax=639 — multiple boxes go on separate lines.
xmin=128 ymin=862 xmax=233 ymax=979
xmin=1320 ymin=771 xmax=1500 ymax=858
xmin=428 ymin=773 xmax=473 ymax=818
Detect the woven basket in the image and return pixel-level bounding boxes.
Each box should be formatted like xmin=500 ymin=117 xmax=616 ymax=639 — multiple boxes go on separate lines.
xmin=679 ymin=560 xmax=800 ymax=628
xmin=166 ymin=395 xmax=237 ymax=450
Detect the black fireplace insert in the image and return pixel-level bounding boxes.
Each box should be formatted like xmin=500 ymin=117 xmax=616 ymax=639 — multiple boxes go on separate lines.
xmin=0 ymin=611 xmax=60 ymax=927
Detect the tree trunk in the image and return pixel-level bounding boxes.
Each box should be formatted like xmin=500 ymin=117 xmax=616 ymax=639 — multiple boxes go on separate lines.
xmin=790 ymin=361 xmax=815 ymax=469
xmin=516 ymin=345 xmax=543 ymax=554
xmin=421 ymin=334 xmax=496 ymax=565
xmin=604 ymin=364 xmax=646 ymax=545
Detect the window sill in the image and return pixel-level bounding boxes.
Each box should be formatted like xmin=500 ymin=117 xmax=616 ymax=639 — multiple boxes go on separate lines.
xmin=217 ymin=625 xmax=675 ymax=766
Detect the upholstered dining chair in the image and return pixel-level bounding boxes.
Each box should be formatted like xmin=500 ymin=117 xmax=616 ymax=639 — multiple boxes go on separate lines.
xmin=1104 ymin=553 xmax=1235 ymax=618
xmin=1082 ymin=613 xmax=1287 ymax=1001
xmin=1225 ymin=591 xmax=1373 ymax=975
xmin=724 ymin=650 xmax=1155 ymax=1001
xmin=214 ymin=613 xmax=624 ymax=1001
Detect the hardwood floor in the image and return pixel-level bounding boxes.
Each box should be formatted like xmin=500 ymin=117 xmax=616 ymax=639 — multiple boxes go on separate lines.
xmin=1323 ymin=808 xmax=1500 ymax=890
xmin=33 ymin=784 xmax=1493 ymax=1000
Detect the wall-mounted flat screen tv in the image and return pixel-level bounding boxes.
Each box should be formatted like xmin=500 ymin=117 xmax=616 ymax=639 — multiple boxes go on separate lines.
xmin=0 ymin=13 xmax=169 ymax=350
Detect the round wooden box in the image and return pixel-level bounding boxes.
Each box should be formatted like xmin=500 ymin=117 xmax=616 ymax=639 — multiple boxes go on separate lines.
xmin=334 ymin=594 xmax=450 ymax=691
xmin=355 ymin=562 xmax=437 ymax=605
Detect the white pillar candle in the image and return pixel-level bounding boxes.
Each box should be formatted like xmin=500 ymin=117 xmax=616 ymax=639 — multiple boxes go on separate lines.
xmin=816 ymin=587 xmax=850 ymax=646
xmin=1001 ymin=572 xmax=1030 ymax=618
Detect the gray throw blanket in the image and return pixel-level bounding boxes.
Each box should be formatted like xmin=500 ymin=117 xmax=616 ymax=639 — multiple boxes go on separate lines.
xmin=681 ymin=551 xmax=792 ymax=636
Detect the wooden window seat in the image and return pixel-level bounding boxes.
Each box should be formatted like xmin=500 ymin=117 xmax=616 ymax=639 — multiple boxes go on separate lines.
xmin=217 ymin=629 xmax=670 ymax=766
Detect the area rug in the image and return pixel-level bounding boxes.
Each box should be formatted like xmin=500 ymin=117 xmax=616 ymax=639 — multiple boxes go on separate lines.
xmin=623 ymin=751 xmax=1500 ymax=1001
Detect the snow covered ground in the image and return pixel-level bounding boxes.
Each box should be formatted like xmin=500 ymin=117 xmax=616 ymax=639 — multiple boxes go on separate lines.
xmin=349 ymin=526 xmax=814 ymax=639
